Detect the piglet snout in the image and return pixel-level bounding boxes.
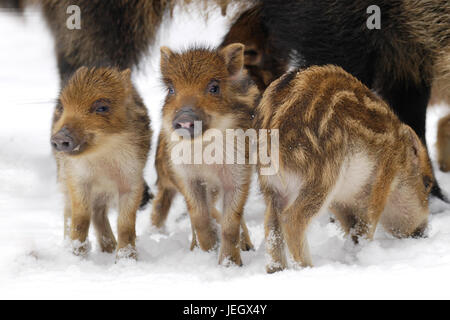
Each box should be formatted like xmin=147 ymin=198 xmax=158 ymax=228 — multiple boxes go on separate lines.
xmin=172 ymin=107 xmax=202 ymax=137
xmin=51 ymin=127 xmax=79 ymax=153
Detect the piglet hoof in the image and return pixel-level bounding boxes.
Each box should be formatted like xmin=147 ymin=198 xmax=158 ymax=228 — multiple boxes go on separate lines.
xmin=240 ymin=238 xmax=255 ymax=252
xmin=71 ymin=240 xmax=91 ymax=257
xmin=190 ymin=236 xmax=198 ymax=251
xmin=266 ymin=263 xmax=286 ymax=274
xmin=100 ymin=240 xmax=117 ymax=254
xmin=116 ymin=245 xmax=137 ymax=262
xmin=219 ymin=250 xmax=243 ymax=267
xmin=198 ymin=234 xmax=219 ymax=253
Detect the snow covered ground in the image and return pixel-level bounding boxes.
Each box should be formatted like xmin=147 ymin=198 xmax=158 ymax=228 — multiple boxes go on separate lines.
xmin=1 ymin=6 xmax=450 ymax=300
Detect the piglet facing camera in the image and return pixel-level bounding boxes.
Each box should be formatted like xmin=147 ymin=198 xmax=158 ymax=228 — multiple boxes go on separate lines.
xmin=151 ymin=44 xmax=261 ymax=266
xmin=51 ymin=67 xmax=152 ymax=260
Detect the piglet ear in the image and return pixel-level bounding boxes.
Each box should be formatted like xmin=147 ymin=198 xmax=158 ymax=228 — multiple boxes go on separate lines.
xmin=160 ymin=46 xmax=173 ymax=70
xmin=403 ymin=125 xmax=423 ymax=166
xmin=120 ymin=68 xmax=132 ymax=82
xmin=220 ymin=43 xmax=245 ymax=79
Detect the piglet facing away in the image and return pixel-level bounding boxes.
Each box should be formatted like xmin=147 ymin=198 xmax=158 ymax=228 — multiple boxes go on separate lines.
xmin=256 ymin=66 xmax=434 ymax=273
xmin=51 ymin=67 xmax=152 ymax=260
xmin=151 ymin=44 xmax=260 ymax=266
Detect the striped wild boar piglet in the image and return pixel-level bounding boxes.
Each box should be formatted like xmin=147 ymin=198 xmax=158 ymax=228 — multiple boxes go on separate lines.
xmin=256 ymin=66 xmax=434 ymax=273
xmin=152 ymin=44 xmax=260 ymax=265
xmin=51 ymin=67 xmax=152 ymax=260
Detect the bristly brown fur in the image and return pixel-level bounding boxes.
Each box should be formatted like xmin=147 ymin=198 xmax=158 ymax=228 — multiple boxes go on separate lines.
xmin=38 ymin=0 xmax=252 ymax=83
xmin=152 ymin=44 xmax=260 ymax=265
xmin=256 ymin=65 xmax=433 ymax=273
xmin=52 ymin=67 xmax=152 ymax=259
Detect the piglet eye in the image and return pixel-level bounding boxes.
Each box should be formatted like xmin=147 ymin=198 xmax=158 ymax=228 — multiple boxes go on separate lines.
xmin=91 ymin=99 xmax=111 ymax=114
xmin=168 ymin=85 xmax=175 ymax=95
xmin=210 ymin=85 xmax=219 ymax=94
xmin=96 ymin=106 xmax=110 ymax=113
xmin=423 ymin=176 xmax=433 ymax=190
xmin=208 ymin=80 xmax=220 ymax=95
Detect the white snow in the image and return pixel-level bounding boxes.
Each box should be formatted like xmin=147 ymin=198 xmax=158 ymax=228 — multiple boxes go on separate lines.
xmin=1 ymin=6 xmax=450 ymax=300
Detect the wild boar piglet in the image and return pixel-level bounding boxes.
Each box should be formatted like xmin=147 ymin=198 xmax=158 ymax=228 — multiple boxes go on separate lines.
xmin=51 ymin=67 xmax=152 ymax=259
xmin=152 ymin=44 xmax=261 ymax=265
xmin=256 ymin=66 xmax=434 ymax=273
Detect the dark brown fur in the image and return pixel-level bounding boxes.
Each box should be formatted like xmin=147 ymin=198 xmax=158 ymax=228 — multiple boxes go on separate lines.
xmin=0 ymin=0 xmax=25 ymax=11
xmin=220 ymin=4 xmax=286 ymax=91
xmin=52 ymin=67 xmax=152 ymax=259
xmin=37 ymin=0 xmax=250 ymax=83
xmin=256 ymin=66 xmax=433 ymax=272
